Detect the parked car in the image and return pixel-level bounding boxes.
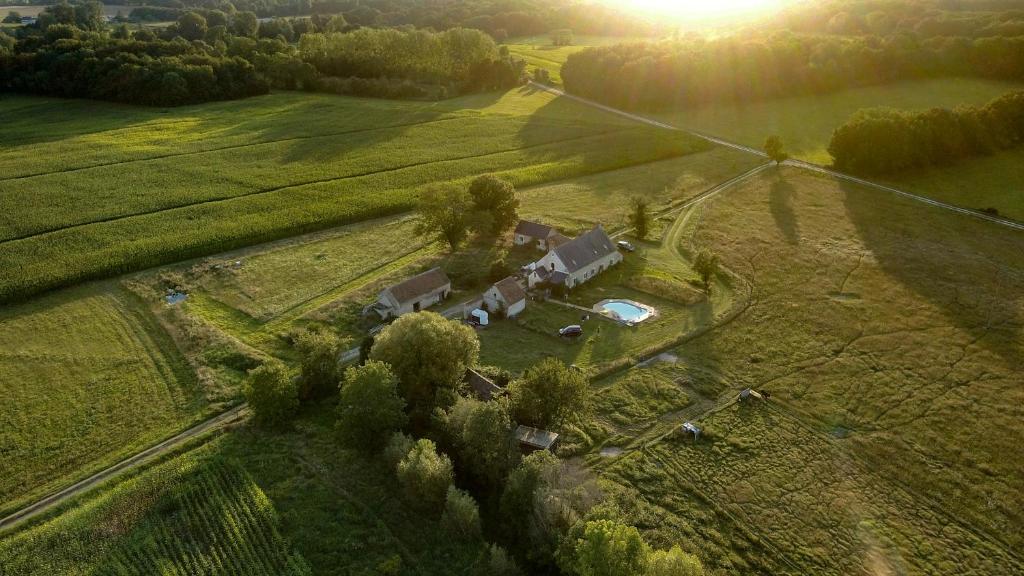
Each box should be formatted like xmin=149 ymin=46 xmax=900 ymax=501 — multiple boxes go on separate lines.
xmin=558 ymin=325 xmax=583 ymax=338
xmin=617 ymin=240 xmax=636 ymax=252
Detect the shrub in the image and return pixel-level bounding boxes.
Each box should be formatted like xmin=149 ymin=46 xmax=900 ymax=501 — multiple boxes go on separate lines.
xmin=243 ymin=359 xmax=299 ymax=428
xmin=440 ymin=486 xmax=482 ymax=540
xmin=396 ymin=439 xmax=453 ymax=513
xmin=294 ymin=329 xmax=346 ymax=400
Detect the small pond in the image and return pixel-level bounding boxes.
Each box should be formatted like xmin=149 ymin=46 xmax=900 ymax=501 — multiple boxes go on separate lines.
xmin=595 ymin=299 xmax=657 ymax=325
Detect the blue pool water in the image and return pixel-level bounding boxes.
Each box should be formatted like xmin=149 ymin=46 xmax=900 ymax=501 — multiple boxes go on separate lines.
xmin=600 ymin=300 xmax=653 ymax=323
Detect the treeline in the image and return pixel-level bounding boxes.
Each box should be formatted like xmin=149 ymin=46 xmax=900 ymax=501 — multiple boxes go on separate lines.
xmin=561 ymin=34 xmax=1024 ymax=110
xmin=1 ymin=3 xmax=524 ymax=105
xmin=123 ymin=0 xmax=659 ymax=37
xmin=828 ymin=91 xmax=1024 ymax=175
xmin=764 ymin=0 xmax=1024 ymax=39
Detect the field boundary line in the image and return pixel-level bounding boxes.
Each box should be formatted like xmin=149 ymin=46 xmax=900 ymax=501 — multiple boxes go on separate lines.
xmin=528 ymin=81 xmax=1024 ymax=232
xmin=0 ymin=403 xmax=248 ymax=533
xmin=0 ymin=126 xmax=640 ymax=246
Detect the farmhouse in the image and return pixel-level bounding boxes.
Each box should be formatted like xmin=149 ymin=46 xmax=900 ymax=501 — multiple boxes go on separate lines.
xmin=529 ymin=226 xmax=622 ymax=289
xmin=515 ymin=425 xmax=559 ymax=452
xmin=365 ymin=267 xmax=451 ymax=319
xmin=514 ymin=220 xmax=565 ymax=251
xmin=483 ymin=277 xmax=527 ymax=317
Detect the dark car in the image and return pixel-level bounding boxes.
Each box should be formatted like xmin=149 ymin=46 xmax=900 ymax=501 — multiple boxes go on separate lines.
xmin=558 ymin=325 xmax=583 ymax=338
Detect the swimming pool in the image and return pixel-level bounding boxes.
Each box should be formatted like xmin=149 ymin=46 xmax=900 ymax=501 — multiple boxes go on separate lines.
xmin=596 ymin=299 xmax=656 ymax=325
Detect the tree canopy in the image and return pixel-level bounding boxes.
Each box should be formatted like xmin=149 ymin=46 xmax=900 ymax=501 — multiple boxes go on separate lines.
xmin=243 ymin=359 xmax=299 ymax=428
xmin=509 ymin=357 xmax=589 ymax=430
xmin=336 ymin=361 xmax=407 ymax=452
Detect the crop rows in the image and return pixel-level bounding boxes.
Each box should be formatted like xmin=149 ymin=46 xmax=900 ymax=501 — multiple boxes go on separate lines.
xmin=0 ymin=125 xmax=703 ymax=302
xmin=0 ymin=455 xmax=310 ymax=575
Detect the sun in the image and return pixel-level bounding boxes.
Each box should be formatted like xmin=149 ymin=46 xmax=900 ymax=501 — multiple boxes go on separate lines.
xmin=621 ymin=0 xmax=786 ymax=19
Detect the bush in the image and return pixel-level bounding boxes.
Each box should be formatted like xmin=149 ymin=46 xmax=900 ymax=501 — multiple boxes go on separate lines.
xmin=336 ymin=361 xmax=407 ymax=452
xmin=441 ymin=486 xmax=482 ymax=540
xmin=396 ymin=439 xmax=453 ymax=514
xmin=243 ymin=359 xmax=299 ymax=428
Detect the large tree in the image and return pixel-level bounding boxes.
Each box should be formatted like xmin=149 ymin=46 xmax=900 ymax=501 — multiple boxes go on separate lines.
xmin=764 ymin=135 xmax=789 ymax=165
xmin=441 ymin=486 xmax=482 ymax=540
xmin=647 ymin=546 xmax=704 ymax=576
xmin=370 ymin=312 xmax=479 ymax=421
xmin=509 ymin=358 xmax=589 ymax=429
xmin=447 ymin=397 xmax=519 ymax=485
xmin=416 ymin=185 xmax=473 ymax=250
xmin=692 ymin=249 xmax=719 ymax=293
xmin=628 ymin=197 xmax=650 ymax=240
xmin=468 ymin=175 xmax=519 ymax=236
xmin=294 ymin=329 xmax=346 ymax=400
xmin=243 ymin=359 xmax=299 ymax=429
xmin=396 ymin=438 xmax=453 ymax=513
xmin=175 ymin=12 xmax=208 ymax=42
xmin=336 ymin=361 xmax=407 ymax=452
xmin=558 ymin=519 xmax=650 ymax=576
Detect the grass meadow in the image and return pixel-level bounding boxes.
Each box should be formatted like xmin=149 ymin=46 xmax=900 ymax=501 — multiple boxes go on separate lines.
xmin=0 ymin=86 xmax=708 ymax=302
xmin=0 ymin=283 xmax=223 ymax=519
xmin=583 ymin=167 xmax=1024 ymax=574
xmin=505 ymin=35 xmax=651 ymax=85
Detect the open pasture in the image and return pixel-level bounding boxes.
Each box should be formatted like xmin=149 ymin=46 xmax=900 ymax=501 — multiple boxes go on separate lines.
xmin=0 ymin=87 xmax=708 ymax=302
xmin=506 ymin=35 xmax=651 ymax=85
xmin=587 ymin=166 xmax=1024 ymax=573
xmin=0 ymin=283 xmax=212 ymax=518
xmin=652 ymin=77 xmax=1024 ymax=165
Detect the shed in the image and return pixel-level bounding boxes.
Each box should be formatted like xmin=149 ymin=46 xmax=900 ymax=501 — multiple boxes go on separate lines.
xmin=365 ymin=267 xmax=451 ymax=319
xmin=515 ymin=425 xmax=559 ymax=452
xmin=739 ymin=388 xmax=764 ymax=401
xmin=514 ymin=220 xmax=560 ymax=251
xmin=682 ymin=422 xmax=701 ymax=440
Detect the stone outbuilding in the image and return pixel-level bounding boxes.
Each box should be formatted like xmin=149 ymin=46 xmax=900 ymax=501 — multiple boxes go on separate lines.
xmin=483 ymin=276 xmax=527 ymax=318
xmin=365 ymin=267 xmax=451 ymax=319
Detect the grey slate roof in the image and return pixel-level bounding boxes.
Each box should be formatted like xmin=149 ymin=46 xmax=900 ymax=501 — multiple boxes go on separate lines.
xmin=493 ymin=277 xmax=526 ymax=305
xmin=515 ymin=220 xmax=556 ymax=238
xmin=387 ymin=268 xmax=450 ymax=304
xmin=552 ymin=226 xmax=617 ymax=273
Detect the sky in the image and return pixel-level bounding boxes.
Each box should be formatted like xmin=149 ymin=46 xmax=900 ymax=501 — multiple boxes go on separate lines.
xmin=614 ymin=0 xmax=794 ymax=22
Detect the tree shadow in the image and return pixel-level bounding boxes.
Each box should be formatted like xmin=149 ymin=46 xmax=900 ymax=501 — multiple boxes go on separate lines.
xmin=769 ymin=171 xmax=800 ymax=245
xmin=840 ymin=179 xmax=1024 ymax=367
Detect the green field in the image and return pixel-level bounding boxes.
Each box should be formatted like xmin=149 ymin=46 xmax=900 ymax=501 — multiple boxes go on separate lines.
xmin=881 ymin=147 xmax=1024 ymax=221
xmin=506 ymin=35 xmax=652 ymax=85
xmin=1 ymin=403 xmax=493 ymax=575
xmin=0 ymin=87 xmax=707 ymax=302
xmin=580 ymin=167 xmax=1024 ymax=574
xmin=0 ymin=447 xmax=309 ymax=575
xmin=652 ymin=78 xmax=1024 ymax=165
xmin=0 ymin=282 xmax=223 ymax=518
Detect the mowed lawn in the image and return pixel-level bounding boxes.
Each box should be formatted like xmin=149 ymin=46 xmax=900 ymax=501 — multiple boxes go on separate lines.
xmin=0 ymin=283 xmax=210 ymax=518
xmin=0 ymin=86 xmax=708 ymax=302
xmin=588 ymin=167 xmax=1024 ymax=574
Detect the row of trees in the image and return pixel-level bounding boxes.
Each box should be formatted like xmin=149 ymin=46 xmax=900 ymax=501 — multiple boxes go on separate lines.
xmin=2 ymin=6 xmax=526 ymax=105
xmin=560 ymin=33 xmax=1024 ymax=110
xmin=763 ymin=0 xmax=1024 ymax=40
xmin=828 ymin=90 xmax=1024 ymax=175
xmin=416 ymin=174 xmax=521 ymax=250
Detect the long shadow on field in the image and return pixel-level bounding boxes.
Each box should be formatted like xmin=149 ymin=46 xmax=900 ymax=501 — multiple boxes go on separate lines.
xmin=769 ymin=175 xmax=800 ymax=245
xmin=840 ymin=179 xmax=1024 ymax=367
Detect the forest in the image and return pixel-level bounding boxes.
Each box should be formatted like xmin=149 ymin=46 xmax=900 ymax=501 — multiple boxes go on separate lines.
xmin=0 ymin=2 xmax=525 ymax=104
xmin=828 ymin=90 xmax=1024 ymax=175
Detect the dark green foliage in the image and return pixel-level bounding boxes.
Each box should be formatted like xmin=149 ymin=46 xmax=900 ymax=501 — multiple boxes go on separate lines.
xmin=561 ymin=34 xmax=1024 ymax=111
xmin=469 ymin=175 xmax=520 ymax=236
xmin=370 ymin=312 xmax=480 ymax=423
xmin=509 ymin=357 xmax=589 ymax=429
xmin=628 ymin=197 xmax=650 ymax=241
xmin=829 ymin=91 xmax=1024 ymax=174
xmin=294 ymin=329 xmax=345 ymax=400
xmin=396 ymin=438 xmax=454 ymax=514
xmin=441 ymin=486 xmax=482 ymax=540
xmin=477 ymin=544 xmax=523 ymax=576
xmin=3 ymin=11 xmax=21 ymax=24
xmin=336 ymin=361 xmax=407 ymax=452
xmin=557 ymin=519 xmax=650 ymax=576
xmin=764 ymin=135 xmax=789 ymax=165
xmin=551 ymin=29 xmax=574 ymax=46
xmin=358 ymin=336 xmax=375 ymax=365
xmin=416 ymin=185 xmax=473 ymax=250
xmin=244 ymin=359 xmax=300 ymax=429
xmin=692 ymin=249 xmax=718 ymax=293
xmin=447 ymin=397 xmax=520 ymax=486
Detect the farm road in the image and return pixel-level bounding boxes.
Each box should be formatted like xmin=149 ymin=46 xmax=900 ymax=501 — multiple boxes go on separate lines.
xmin=0 ymin=404 xmax=248 ymax=532
xmin=528 ymin=82 xmax=1024 ymax=232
